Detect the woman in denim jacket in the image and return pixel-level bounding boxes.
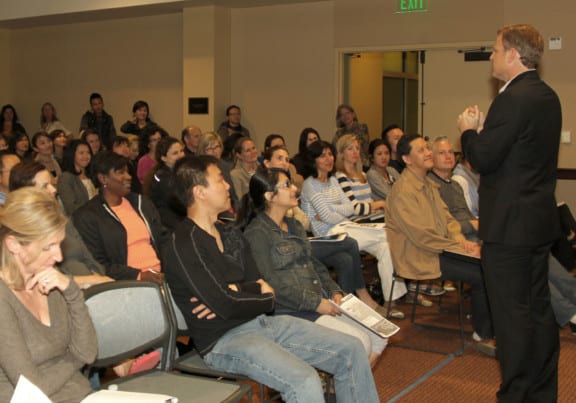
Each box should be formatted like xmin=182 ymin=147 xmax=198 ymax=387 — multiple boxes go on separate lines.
xmin=241 ymin=168 xmax=387 ymax=367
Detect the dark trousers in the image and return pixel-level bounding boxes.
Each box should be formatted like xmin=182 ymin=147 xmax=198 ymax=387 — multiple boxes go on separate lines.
xmin=311 ymin=237 xmax=365 ymax=292
xmin=482 ymin=242 xmax=559 ymax=403
xmin=439 ymin=254 xmax=493 ymax=339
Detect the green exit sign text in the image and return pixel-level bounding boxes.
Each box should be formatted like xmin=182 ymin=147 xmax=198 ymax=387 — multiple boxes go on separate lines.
xmin=396 ymin=0 xmax=428 ymax=14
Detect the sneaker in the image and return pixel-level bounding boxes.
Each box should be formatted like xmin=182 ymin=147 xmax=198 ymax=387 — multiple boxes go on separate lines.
xmin=443 ymin=281 xmax=456 ymax=292
xmin=387 ymin=308 xmax=405 ymax=320
xmin=374 ymin=304 xmax=405 ymax=320
xmin=407 ymin=282 xmax=446 ymax=296
xmin=472 ymin=332 xmax=497 ymax=358
xmin=403 ymin=292 xmax=433 ymax=307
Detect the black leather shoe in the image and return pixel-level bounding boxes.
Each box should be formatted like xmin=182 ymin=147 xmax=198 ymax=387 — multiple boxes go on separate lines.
xmin=570 ymin=321 xmax=576 ymax=335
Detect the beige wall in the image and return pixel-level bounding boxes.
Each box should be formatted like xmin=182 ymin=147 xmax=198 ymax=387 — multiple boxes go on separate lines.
xmin=9 ymin=13 xmax=182 ymax=137
xmin=230 ymin=1 xmax=335 ymax=155
xmin=332 ymin=0 xmax=576 ymax=168
xmin=423 ymin=49 xmax=496 ymax=146
xmin=347 ymin=48 xmax=496 ymax=149
xmin=0 ymin=29 xmax=11 ymax=106
xmin=557 ymin=180 xmax=576 ymax=216
xmin=0 ymin=0 xmax=179 ymax=21
xmin=1 ymin=0 xmax=576 ymax=172
xmin=334 ymin=0 xmax=502 ymax=48
xmin=182 ymin=6 xmax=231 ymax=133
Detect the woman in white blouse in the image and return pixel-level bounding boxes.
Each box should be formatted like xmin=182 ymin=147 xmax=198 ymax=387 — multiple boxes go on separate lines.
xmin=301 ymin=140 xmax=407 ymax=319
xmin=40 ymin=102 xmax=72 ymax=136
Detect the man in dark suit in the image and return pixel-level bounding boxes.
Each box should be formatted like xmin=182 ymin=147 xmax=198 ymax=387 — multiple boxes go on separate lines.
xmin=457 ymin=24 xmax=561 ymax=402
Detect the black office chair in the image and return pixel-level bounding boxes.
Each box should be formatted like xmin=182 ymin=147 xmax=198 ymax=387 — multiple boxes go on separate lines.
xmin=164 ymin=284 xmax=335 ymax=402
xmin=84 ymin=281 xmax=250 ymax=403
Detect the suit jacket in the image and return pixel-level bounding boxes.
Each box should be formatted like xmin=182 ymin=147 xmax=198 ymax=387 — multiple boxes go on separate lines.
xmin=462 ymin=70 xmax=562 ymax=246
xmin=58 ymin=172 xmax=90 ymax=216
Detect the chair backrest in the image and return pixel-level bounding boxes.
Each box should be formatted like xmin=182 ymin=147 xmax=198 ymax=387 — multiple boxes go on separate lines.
xmin=164 ymin=283 xmax=189 ymax=334
xmin=83 ymin=280 xmax=172 ymax=370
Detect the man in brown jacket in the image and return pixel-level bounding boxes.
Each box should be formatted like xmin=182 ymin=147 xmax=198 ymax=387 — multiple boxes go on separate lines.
xmin=385 ymin=134 xmax=494 ymax=354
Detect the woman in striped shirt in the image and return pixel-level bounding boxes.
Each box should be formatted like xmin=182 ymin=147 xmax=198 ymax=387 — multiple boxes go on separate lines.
xmin=335 ymin=134 xmax=385 ymax=217
xmin=301 ymin=141 xmax=407 ymax=319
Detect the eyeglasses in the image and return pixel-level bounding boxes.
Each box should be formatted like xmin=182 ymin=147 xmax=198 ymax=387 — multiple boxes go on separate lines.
xmin=205 ymin=144 xmax=222 ymax=152
xmin=276 ymin=181 xmax=292 ymax=190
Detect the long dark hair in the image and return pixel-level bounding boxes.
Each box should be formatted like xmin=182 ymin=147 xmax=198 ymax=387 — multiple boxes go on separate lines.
xmin=0 ymin=104 xmax=19 ymax=126
xmin=263 ymin=134 xmax=285 ymax=152
xmin=8 ymin=132 xmax=31 ymax=159
xmin=139 ymin=127 xmax=168 ymax=157
xmin=302 ymin=140 xmax=335 ymax=179
xmin=31 ymin=131 xmax=52 ymax=151
xmin=155 ymin=137 xmax=181 ymax=170
xmin=132 ymin=100 xmax=151 ymax=121
xmin=261 ymin=145 xmax=288 ymax=165
xmin=61 ymin=139 xmax=92 ymax=175
xmin=236 ymin=168 xmax=285 ymax=231
xmin=368 ymin=138 xmax=391 ymax=165
xmin=297 ymin=128 xmax=320 ymax=155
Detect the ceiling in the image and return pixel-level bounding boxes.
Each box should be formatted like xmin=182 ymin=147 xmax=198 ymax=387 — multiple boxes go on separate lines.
xmin=0 ymin=0 xmax=329 ymax=29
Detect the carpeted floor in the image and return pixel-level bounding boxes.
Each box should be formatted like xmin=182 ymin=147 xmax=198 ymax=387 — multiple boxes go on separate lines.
xmin=241 ymin=290 xmax=576 ymax=402
xmin=374 ymin=293 xmax=576 ymax=403
xmin=376 ymin=327 xmax=576 ymax=402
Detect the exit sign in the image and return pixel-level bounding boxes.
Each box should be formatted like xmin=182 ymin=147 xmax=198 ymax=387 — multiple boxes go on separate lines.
xmin=396 ymin=0 xmax=428 ymax=14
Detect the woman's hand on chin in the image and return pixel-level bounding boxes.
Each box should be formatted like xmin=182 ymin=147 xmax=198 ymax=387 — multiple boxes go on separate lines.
xmin=27 ymin=268 xmax=70 ymax=295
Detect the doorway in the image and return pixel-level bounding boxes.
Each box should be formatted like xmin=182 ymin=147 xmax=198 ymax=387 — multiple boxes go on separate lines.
xmin=341 ymin=47 xmax=494 ymax=145
xmin=343 ymin=51 xmax=420 ymax=139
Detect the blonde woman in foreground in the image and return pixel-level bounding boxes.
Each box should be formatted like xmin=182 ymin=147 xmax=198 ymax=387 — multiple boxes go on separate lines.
xmin=0 ymin=187 xmax=97 ymax=402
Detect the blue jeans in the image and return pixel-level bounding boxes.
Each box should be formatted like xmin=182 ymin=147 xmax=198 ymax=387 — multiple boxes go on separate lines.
xmin=203 ymin=315 xmax=379 ymax=403
xmin=548 ymin=255 xmax=576 ymax=326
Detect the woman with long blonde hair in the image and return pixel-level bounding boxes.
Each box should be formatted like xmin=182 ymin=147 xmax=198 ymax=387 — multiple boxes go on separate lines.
xmin=335 ymin=134 xmax=385 ymax=216
xmin=333 ymin=104 xmax=370 ymax=167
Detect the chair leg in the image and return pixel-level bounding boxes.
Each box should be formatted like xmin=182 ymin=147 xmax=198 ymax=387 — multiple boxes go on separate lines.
xmin=438 ymin=280 xmax=446 ymax=310
xmin=410 ymin=281 xmax=420 ymax=323
xmin=386 ymin=275 xmax=396 ymax=319
xmin=323 ymin=373 xmax=335 ymax=402
xmin=456 ymin=281 xmax=465 ymax=355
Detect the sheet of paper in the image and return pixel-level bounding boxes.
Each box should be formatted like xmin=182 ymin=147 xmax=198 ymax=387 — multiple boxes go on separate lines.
xmin=10 ymin=375 xmax=52 ymax=403
xmin=81 ymin=390 xmax=178 ymax=403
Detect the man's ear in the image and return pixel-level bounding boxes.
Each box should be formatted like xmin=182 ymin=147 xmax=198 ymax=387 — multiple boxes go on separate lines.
xmin=192 ymin=184 xmax=205 ymax=201
xmin=507 ymin=47 xmax=521 ymax=66
xmin=401 ymin=154 xmax=410 ymax=167
xmin=264 ymin=191 xmax=274 ymax=203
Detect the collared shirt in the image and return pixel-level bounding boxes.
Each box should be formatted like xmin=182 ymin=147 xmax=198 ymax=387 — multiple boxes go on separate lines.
xmin=499 ymin=68 xmax=536 ymax=93
xmin=385 ymin=168 xmax=466 ymax=280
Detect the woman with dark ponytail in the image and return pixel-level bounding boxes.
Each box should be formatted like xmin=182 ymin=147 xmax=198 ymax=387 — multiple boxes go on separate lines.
xmin=241 ymin=168 xmax=387 ymax=367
